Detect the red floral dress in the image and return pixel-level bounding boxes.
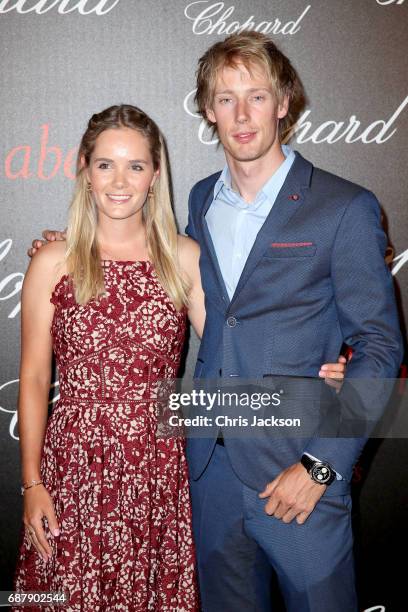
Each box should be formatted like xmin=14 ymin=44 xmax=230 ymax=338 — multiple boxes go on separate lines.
xmin=14 ymin=261 xmax=199 ymax=611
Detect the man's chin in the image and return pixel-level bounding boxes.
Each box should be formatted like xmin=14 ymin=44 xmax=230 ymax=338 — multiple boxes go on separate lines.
xmin=227 ymin=149 xmax=265 ymax=163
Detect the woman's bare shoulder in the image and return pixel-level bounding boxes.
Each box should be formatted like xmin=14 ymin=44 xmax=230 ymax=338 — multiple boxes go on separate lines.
xmin=177 ymin=234 xmax=201 ymax=286
xmin=177 ymin=234 xmax=200 ymax=259
xmin=25 ymin=240 xmax=67 ymax=289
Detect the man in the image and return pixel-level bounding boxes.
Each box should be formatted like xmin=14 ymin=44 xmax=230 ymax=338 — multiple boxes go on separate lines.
xmin=30 ymin=32 xmax=402 ymax=612
xmin=184 ymin=32 xmax=402 ymax=612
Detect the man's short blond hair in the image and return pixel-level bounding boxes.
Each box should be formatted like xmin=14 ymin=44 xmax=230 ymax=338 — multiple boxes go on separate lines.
xmin=195 ymin=31 xmax=306 ymax=142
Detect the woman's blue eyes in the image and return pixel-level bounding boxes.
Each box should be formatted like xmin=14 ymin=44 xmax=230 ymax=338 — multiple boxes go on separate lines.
xmin=97 ymin=163 xmax=143 ymax=171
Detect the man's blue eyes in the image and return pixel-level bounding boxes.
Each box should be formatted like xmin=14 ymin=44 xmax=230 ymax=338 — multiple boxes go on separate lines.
xmin=218 ymin=96 xmax=265 ymax=104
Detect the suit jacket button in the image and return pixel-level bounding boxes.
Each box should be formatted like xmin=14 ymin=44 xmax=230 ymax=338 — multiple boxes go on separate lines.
xmin=227 ymin=316 xmax=237 ymax=327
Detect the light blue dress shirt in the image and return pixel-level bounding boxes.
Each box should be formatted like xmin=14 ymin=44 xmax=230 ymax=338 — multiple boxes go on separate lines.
xmin=206 ymin=144 xmax=296 ymax=300
xmin=205 ymin=144 xmax=342 ymax=479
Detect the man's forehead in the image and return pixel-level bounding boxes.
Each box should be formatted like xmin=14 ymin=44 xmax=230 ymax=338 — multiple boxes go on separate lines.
xmin=215 ymin=61 xmax=271 ymax=89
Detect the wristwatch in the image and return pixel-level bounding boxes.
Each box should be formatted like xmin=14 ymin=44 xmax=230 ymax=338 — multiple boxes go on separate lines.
xmin=300 ymin=455 xmax=335 ymax=486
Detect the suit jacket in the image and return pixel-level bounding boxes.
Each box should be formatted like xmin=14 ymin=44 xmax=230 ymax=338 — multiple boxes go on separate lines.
xmin=185 ymin=152 xmax=403 ymax=495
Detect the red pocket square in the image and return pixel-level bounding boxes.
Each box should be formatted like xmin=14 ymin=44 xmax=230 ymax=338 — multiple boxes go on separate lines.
xmin=271 ymin=242 xmax=314 ymax=248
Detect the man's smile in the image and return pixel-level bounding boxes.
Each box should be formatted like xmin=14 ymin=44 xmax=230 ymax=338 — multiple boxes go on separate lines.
xmin=232 ymin=131 xmax=257 ymax=144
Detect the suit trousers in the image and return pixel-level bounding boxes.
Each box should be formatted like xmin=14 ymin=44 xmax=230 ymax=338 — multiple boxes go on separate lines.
xmin=189 ymin=443 xmax=358 ymax=612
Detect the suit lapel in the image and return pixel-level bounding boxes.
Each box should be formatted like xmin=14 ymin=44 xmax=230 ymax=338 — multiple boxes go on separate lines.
xmin=200 ymin=181 xmax=231 ymax=308
xmin=229 ymin=153 xmax=314 ymax=307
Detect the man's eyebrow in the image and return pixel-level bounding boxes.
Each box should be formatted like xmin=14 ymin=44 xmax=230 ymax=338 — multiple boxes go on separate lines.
xmin=214 ymin=87 xmax=271 ymax=95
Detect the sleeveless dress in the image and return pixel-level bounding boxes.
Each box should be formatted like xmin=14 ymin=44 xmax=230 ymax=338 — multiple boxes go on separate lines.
xmin=14 ymin=261 xmax=199 ymax=611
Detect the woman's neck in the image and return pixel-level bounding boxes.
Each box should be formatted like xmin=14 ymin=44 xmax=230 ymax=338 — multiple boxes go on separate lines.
xmin=97 ymin=215 xmax=148 ymax=261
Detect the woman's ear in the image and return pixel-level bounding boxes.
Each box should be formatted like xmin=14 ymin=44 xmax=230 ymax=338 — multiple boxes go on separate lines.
xmin=79 ymin=154 xmax=90 ymax=181
xmin=150 ymin=169 xmax=160 ymax=189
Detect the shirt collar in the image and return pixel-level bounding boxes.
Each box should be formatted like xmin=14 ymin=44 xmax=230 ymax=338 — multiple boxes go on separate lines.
xmin=214 ymin=145 xmax=296 ymax=205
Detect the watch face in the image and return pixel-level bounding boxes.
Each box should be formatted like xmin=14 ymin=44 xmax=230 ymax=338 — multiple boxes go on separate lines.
xmin=311 ymin=463 xmax=333 ymax=484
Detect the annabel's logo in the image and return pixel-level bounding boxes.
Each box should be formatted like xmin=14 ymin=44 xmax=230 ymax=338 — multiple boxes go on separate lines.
xmin=0 ymin=0 xmax=121 ymax=15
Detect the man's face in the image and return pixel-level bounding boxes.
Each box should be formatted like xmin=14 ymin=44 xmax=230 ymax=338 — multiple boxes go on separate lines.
xmin=206 ymin=62 xmax=288 ymax=163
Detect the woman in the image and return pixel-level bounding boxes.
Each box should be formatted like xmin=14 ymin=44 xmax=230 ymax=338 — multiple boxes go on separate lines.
xmin=15 ymin=105 xmax=202 ymax=610
xmin=16 ymin=104 xmax=346 ymax=610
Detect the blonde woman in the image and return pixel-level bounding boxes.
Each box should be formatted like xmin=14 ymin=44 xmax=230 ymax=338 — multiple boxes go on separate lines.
xmin=15 ymin=105 xmax=202 ymax=610
xmin=18 ymin=104 xmax=346 ymax=609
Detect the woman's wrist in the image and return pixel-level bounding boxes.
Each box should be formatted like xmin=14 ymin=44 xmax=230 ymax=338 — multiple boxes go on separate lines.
xmin=21 ymin=479 xmax=44 ymax=496
xmin=21 ymin=470 xmax=42 ymax=485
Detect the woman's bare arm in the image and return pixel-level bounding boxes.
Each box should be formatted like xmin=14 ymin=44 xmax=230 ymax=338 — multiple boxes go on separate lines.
xmin=177 ymin=235 xmax=206 ymax=338
xmin=19 ymin=241 xmax=66 ymax=560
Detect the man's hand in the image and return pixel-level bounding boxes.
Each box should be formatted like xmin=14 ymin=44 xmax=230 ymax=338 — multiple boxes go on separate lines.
xmin=319 ymin=355 xmax=347 ymax=392
xmin=259 ymin=463 xmax=326 ymax=525
xmin=27 ymin=229 xmax=66 ymax=258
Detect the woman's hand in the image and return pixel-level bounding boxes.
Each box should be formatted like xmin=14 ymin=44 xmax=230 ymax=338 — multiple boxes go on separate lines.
xmin=23 ymin=485 xmax=60 ymax=562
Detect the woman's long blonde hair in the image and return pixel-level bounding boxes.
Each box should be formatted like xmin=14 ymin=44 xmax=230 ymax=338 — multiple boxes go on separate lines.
xmin=66 ymin=104 xmax=188 ymax=310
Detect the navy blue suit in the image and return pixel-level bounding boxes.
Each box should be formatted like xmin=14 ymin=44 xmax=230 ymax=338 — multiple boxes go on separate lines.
xmin=185 ymin=152 xmax=403 ymax=611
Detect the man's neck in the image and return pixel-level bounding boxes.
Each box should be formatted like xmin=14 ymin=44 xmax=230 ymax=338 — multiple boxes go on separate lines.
xmin=226 ymin=143 xmax=286 ymax=203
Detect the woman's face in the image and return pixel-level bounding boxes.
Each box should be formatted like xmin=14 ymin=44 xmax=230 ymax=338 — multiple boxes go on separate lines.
xmin=86 ymin=127 xmax=158 ymax=222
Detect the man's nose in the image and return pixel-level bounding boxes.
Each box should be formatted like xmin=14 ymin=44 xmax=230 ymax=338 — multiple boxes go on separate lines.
xmin=235 ymin=99 xmax=249 ymax=124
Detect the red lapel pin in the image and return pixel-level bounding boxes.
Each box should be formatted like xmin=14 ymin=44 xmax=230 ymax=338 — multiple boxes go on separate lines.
xmin=288 ymin=193 xmax=300 ymax=201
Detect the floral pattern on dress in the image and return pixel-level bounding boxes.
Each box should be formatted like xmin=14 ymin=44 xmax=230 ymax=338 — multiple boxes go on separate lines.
xmin=14 ymin=261 xmax=199 ymax=611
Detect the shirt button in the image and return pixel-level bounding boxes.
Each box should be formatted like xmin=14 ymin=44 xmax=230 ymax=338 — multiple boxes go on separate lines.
xmin=227 ymin=316 xmax=237 ymax=327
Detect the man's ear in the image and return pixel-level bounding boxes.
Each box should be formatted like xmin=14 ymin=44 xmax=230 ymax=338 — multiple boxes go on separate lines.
xmin=278 ymin=95 xmax=289 ymax=120
xmin=206 ymin=106 xmax=216 ymax=124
